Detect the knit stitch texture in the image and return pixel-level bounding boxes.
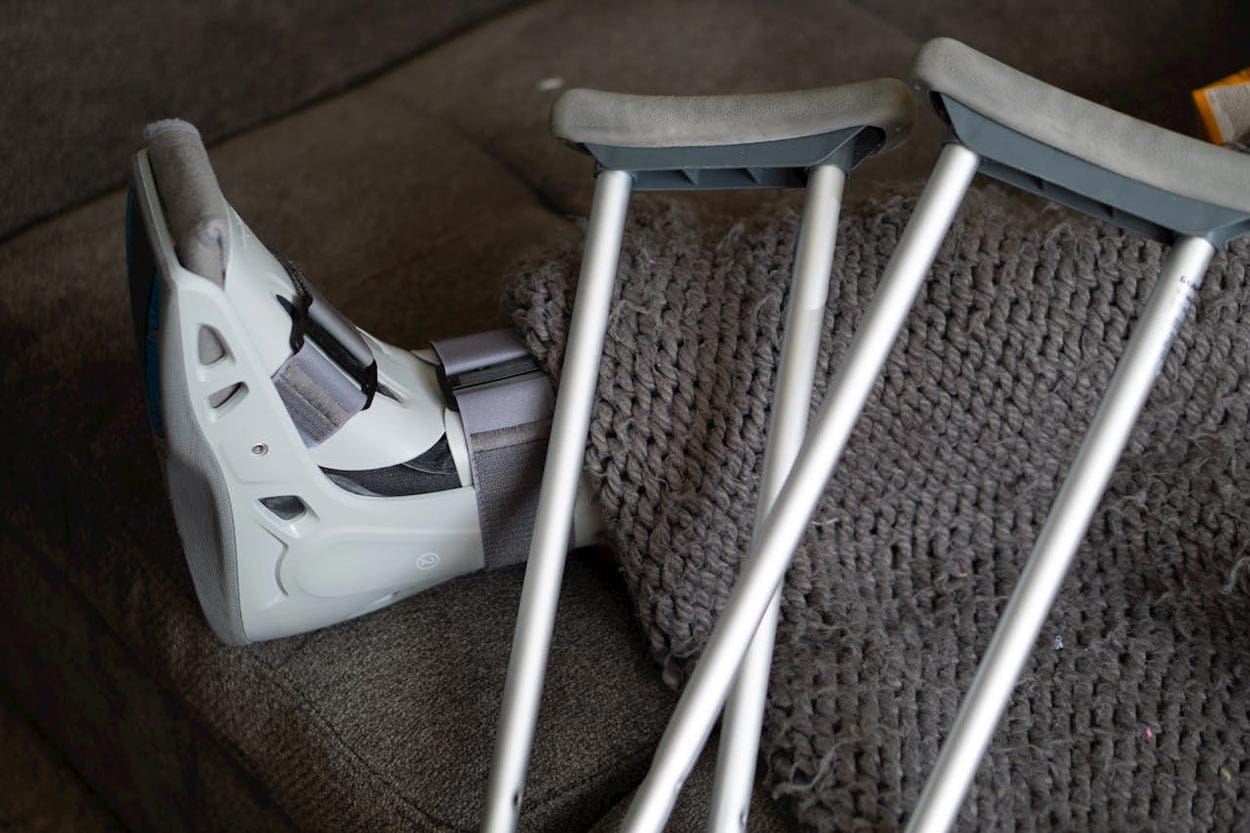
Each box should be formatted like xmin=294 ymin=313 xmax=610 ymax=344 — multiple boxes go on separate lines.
xmin=505 ymin=188 xmax=1250 ymax=831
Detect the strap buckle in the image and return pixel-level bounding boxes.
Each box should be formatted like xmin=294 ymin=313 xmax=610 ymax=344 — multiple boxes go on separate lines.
xmin=276 ymin=257 xmax=379 ymax=408
xmin=431 ymin=330 xmax=544 ymax=413
xmin=437 ymin=355 xmax=544 ymax=412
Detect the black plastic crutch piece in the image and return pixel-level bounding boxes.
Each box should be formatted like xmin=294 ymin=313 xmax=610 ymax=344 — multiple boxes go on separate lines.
xmin=482 ymin=80 xmax=915 ymax=833
xmin=914 ymin=37 xmax=1250 ymax=246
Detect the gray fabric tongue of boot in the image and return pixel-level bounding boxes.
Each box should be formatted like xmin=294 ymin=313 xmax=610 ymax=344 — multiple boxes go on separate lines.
xmin=271 ymin=341 xmax=367 ymax=447
xmin=143 ymin=119 xmax=230 ymax=284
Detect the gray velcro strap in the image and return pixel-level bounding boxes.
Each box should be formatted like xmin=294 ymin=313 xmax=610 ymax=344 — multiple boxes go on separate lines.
xmin=433 ymin=330 xmax=554 ymax=571
xmin=272 ymin=342 xmax=366 ymax=446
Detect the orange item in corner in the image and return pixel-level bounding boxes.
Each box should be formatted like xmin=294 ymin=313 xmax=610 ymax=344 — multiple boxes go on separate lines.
xmin=1193 ymin=68 xmax=1250 ymax=144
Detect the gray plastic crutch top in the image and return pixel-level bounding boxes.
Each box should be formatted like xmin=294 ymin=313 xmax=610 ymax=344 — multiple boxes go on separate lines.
xmin=551 ymin=79 xmax=915 ymax=190
xmin=911 ymin=37 xmax=1250 ymax=245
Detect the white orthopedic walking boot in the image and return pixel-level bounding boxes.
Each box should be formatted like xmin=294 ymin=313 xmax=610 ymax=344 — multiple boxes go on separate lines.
xmin=126 ymin=120 xmax=597 ymax=644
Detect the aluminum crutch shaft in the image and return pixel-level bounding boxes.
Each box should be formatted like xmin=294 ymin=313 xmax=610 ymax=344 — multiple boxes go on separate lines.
xmin=903 ymin=234 xmax=1216 ymax=833
xmin=482 ymin=169 xmax=633 ymax=833
xmin=621 ymin=143 xmax=981 ymax=833
xmin=708 ymin=163 xmax=847 ymax=833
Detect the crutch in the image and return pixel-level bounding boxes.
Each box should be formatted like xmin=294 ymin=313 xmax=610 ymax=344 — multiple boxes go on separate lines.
xmin=902 ymin=38 xmax=1250 ymax=832
xmin=620 ymin=37 xmax=1250 ymax=833
xmin=481 ymin=80 xmax=915 ymax=833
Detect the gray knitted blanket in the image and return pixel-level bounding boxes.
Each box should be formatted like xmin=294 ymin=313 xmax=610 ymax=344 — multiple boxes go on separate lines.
xmin=505 ymin=187 xmax=1250 ymax=831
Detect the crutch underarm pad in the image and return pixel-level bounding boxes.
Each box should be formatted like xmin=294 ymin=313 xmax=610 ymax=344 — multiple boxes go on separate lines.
xmin=912 ymin=38 xmax=1250 ymax=220
xmin=552 ymin=79 xmax=912 ymax=151
xmin=552 ymin=80 xmax=913 ymax=190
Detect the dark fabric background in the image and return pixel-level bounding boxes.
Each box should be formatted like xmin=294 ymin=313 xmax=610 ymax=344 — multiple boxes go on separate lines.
xmin=0 ymin=0 xmax=522 ymax=240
